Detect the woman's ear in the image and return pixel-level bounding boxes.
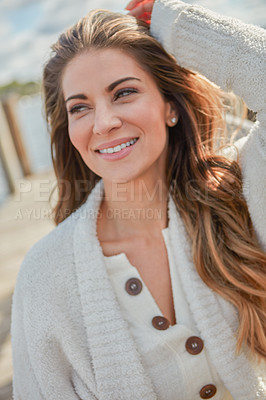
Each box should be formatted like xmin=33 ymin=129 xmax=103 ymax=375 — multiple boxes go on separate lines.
xmin=165 ymin=101 xmax=178 ymax=127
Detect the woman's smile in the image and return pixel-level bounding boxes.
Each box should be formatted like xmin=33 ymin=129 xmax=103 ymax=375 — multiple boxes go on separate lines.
xmin=96 ymin=137 xmax=139 ymax=161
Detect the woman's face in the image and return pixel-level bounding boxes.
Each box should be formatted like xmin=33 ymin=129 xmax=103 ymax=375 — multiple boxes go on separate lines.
xmin=62 ymin=48 xmax=175 ymax=184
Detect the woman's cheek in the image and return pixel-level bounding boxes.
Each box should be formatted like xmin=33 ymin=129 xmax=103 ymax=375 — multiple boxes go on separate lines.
xmin=68 ymin=119 xmax=90 ymax=150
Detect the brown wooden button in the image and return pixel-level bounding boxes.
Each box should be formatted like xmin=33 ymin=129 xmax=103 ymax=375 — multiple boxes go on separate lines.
xmin=200 ymin=384 xmax=217 ymax=399
xmin=152 ymin=316 xmax=170 ymax=330
xmin=125 ymin=278 xmax=142 ymax=295
xmin=185 ymin=336 xmax=204 ymax=355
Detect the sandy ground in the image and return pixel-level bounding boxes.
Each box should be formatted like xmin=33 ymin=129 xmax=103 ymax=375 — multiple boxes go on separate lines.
xmin=0 ymin=171 xmax=55 ymax=400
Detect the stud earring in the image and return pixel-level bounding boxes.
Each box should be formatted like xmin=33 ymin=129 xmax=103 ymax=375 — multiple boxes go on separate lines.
xmin=171 ymin=117 xmax=177 ymax=124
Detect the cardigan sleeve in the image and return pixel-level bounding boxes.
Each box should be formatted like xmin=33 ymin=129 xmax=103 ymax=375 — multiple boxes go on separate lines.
xmin=151 ymin=0 xmax=266 ymax=250
xmin=11 ymin=266 xmax=45 ymax=399
xmin=11 ymin=248 xmax=97 ymax=400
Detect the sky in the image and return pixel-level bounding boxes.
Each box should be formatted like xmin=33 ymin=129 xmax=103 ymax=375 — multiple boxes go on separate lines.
xmin=0 ymin=0 xmax=265 ymax=85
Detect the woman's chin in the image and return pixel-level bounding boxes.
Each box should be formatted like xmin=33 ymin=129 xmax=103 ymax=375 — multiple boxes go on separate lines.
xmin=103 ymin=176 xmax=135 ymax=185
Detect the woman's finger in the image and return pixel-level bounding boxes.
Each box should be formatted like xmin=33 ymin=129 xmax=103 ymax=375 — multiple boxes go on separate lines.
xmin=125 ymin=0 xmax=143 ymax=11
xmin=127 ymin=1 xmax=154 ymax=17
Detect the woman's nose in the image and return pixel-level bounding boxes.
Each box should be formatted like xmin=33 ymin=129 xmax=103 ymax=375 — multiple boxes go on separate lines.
xmin=92 ymin=103 xmax=122 ymax=135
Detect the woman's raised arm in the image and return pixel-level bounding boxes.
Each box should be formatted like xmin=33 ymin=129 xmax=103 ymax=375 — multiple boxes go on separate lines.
xmin=150 ymin=0 xmax=266 ymax=110
xmin=148 ymin=0 xmax=266 ymax=249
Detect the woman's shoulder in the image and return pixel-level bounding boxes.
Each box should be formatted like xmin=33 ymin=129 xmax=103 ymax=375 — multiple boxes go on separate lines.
xmin=15 ymin=181 xmax=102 ymax=298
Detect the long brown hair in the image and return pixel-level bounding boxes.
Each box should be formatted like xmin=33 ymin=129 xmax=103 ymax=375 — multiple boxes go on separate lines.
xmin=43 ymin=9 xmax=266 ymax=359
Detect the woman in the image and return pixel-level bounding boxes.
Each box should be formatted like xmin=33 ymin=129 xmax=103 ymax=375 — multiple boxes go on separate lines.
xmin=11 ymin=0 xmax=266 ymax=399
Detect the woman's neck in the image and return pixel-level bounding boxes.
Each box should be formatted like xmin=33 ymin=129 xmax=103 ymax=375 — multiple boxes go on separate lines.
xmin=99 ymin=176 xmax=169 ymax=240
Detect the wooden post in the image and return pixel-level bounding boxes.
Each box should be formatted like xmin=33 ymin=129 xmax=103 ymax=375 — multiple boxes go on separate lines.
xmin=2 ymin=95 xmax=31 ymax=177
xmin=0 ymin=102 xmax=23 ymax=194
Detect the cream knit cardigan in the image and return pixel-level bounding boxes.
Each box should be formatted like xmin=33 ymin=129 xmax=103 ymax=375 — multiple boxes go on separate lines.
xmin=11 ymin=1 xmax=266 ymax=399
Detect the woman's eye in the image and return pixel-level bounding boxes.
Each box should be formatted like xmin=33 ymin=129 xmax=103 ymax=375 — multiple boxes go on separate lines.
xmin=114 ymin=88 xmax=138 ymax=100
xmin=68 ymin=104 xmax=89 ymax=114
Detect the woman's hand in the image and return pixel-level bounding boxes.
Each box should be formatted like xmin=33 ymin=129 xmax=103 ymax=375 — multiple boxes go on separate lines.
xmin=125 ymin=0 xmax=155 ymax=24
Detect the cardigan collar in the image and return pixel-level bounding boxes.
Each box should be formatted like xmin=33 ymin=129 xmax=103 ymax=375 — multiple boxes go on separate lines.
xmin=72 ymin=179 xmax=258 ymax=400
xmin=167 ymin=192 xmax=258 ymax=400
xmin=72 ymin=180 xmax=157 ymax=400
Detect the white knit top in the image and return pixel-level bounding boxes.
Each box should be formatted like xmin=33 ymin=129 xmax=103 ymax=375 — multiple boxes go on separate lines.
xmin=104 ymin=227 xmax=233 ymax=400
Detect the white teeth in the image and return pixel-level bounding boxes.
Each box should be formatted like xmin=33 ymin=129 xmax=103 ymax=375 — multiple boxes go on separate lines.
xmin=98 ymin=138 xmax=138 ymax=154
xmin=114 ymin=145 xmax=121 ymax=152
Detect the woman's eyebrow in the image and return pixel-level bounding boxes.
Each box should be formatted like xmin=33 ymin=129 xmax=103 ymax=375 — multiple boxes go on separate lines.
xmin=107 ymin=77 xmax=141 ymax=92
xmin=65 ymin=94 xmax=87 ymax=104
xmin=65 ymin=77 xmax=141 ymax=104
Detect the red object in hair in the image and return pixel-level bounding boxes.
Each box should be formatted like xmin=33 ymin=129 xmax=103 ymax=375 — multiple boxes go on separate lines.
xmin=139 ymin=12 xmax=151 ymax=25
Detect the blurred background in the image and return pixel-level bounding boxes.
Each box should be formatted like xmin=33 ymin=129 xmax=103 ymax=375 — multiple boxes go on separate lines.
xmin=0 ymin=1 xmax=265 ymax=399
